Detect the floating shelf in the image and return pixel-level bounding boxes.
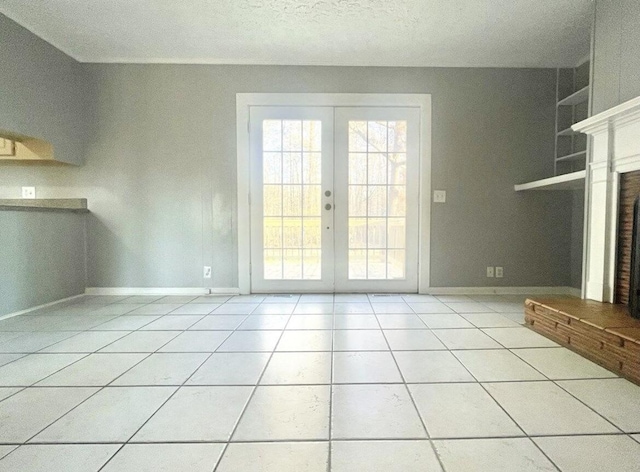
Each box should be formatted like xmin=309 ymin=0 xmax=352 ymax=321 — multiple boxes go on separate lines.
xmin=514 ymin=170 xmax=586 ymax=192
xmin=556 ymin=150 xmax=587 ymax=162
xmin=557 ymin=126 xmax=579 ymax=137
xmin=557 ymin=86 xmax=589 ymax=107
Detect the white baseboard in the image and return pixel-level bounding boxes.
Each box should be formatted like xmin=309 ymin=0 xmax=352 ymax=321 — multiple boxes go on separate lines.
xmin=85 ymin=287 xmax=241 ymax=296
xmin=422 ymin=286 xmax=580 ymax=296
xmin=0 ymin=294 xmax=86 ymax=321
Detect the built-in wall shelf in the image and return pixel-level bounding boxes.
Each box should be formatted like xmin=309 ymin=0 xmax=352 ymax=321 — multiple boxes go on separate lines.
xmin=557 ymin=85 xmax=589 ymax=107
xmin=514 ymin=170 xmax=585 ymax=192
xmin=556 ymin=150 xmax=587 ymax=162
xmin=557 ymin=126 xmax=579 ymax=137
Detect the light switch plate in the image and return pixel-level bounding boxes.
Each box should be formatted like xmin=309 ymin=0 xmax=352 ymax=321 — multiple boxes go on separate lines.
xmin=21 ymin=187 xmax=36 ymax=199
xmin=433 ymin=190 xmax=446 ymax=203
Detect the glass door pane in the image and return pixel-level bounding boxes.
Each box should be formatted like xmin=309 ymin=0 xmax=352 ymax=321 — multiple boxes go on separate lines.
xmin=250 ymin=107 xmax=334 ymax=292
xmin=335 ymin=108 xmax=420 ymax=292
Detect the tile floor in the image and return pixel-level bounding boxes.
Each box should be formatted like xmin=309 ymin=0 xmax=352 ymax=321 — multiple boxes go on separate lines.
xmin=0 ymin=293 xmax=639 ymax=471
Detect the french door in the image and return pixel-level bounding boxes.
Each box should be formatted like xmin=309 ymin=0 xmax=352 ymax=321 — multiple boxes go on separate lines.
xmin=249 ymin=105 xmax=420 ymax=293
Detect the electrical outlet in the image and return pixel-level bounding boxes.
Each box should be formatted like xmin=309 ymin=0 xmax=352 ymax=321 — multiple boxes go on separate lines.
xmin=21 ymin=187 xmax=36 ymax=199
xmin=486 ymin=266 xmax=494 ymax=278
xmin=433 ymin=190 xmax=447 ymax=203
xmin=495 ymin=266 xmax=504 ymax=278
xmin=203 ymin=266 xmax=212 ymax=279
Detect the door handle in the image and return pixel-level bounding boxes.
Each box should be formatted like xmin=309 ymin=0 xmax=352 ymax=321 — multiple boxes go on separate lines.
xmin=325 ymin=203 xmax=332 ymax=210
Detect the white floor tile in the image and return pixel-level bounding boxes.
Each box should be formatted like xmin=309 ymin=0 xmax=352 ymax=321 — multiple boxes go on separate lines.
xmin=277 ymin=330 xmax=332 ymax=351
xmin=239 ymin=314 xmax=290 ymax=330
xmin=434 ymin=438 xmax=556 ymax=472
xmin=101 ymin=443 xmax=224 ymax=472
xmin=40 ymin=331 xmax=129 ymax=352
xmin=534 ymin=435 xmax=640 ymax=472
xmin=557 ymin=378 xmax=640 ymax=432
xmin=111 ymin=353 xmax=209 ymax=386
xmin=0 ymin=353 xmax=86 ymax=386
xmin=0 ymin=353 xmax=24 ymax=368
xmin=261 ymin=352 xmax=331 ymax=385
xmin=408 ymin=303 xmax=454 ymax=314
xmin=170 ymin=304 xmax=219 ymax=315
xmin=512 ymin=347 xmax=616 ymax=379
xmin=299 ymin=294 xmax=334 ymax=303
xmin=333 ymin=330 xmax=388 ymax=351
xmin=233 ymin=385 xmax=330 ymax=440
xmin=452 ymin=350 xmax=545 ymax=381
xmin=0 ymin=444 xmax=118 ymax=472
xmin=250 ymin=304 xmax=296 ymax=315
xmin=372 ymin=303 xmax=414 ymax=314
xmin=134 ymin=386 xmax=252 ymax=441
xmin=334 ymin=294 xmax=368 ymax=302
xmin=159 ymin=331 xmax=231 ymax=352
xmin=91 ymin=316 xmax=160 ymax=331
xmin=334 ymin=314 xmax=379 ymax=329
xmin=0 ymin=387 xmax=21 ymax=402
xmin=293 ymin=303 xmax=334 ymax=315
xmin=187 ymin=352 xmax=270 ymax=385
xmin=99 ymin=331 xmax=180 ymax=353
xmin=484 ymin=381 xmax=619 ymax=435
xmin=287 ymin=315 xmax=333 ymax=330
xmin=376 ymin=314 xmax=427 ymax=329
xmin=432 ymin=329 xmax=502 ymax=350
xmin=417 ymin=314 xmax=475 ymax=329
xmin=460 ymin=313 xmax=521 ymax=328
xmin=482 ymin=327 xmax=559 ymax=348
xmin=129 ymin=304 xmax=183 ymax=315
xmin=332 ymin=384 xmax=425 ymax=439
xmin=227 ymin=295 xmax=265 ymax=304
xmin=395 ymin=351 xmax=475 ymax=383
xmin=37 ymin=353 xmax=146 ymax=386
xmin=188 ymin=314 xmax=247 ymax=330
xmin=384 ymin=330 xmax=446 ymax=350
xmin=334 ymin=303 xmax=374 ymax=314
xmin=0 ymin=387 xmax=98 ymax=442
xmin=34 ymin=387 xmax=175 ymax=442
xmin=216 ymin=442 xmax=328 ymax=472
xmin=0 ymin=331 xmax=80 ymax=353
xmin=333 ymin=351 xmax=402 ymax=383
xmin=211 ymin=304 xmax=258 ymax=315
xmin=218 ymin=331 xmax=281 ymax=352
xmin=154 ymin=296 xmax=197 ymax=304
xmin=139 ymin=315 xmax=204 ymax=330
xmin=445 ymin=302 xmax=494 ymax=313
xmin=0 ymin=446 xmax=15 ymax=460
xmin=331 ymin=440 xmax=442 ymax=472
xmin=410 ymin=383 xmax=523 ymax=438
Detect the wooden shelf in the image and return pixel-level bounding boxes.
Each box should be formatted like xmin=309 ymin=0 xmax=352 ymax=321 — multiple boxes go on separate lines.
xmin=556 ymin=150 xmax=587 ymax=162
xmin=514 ymin=170 xmax=585 ymax=192
xmin=557 ymin=85 xmax=589 ymax=107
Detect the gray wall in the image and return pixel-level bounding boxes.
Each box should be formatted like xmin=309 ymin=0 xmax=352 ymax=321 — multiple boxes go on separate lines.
xmin=570 ymin=191 xmax=585 ymax=289
xmin=592 ymin=0 xmax=640 ymax=114
xmin=0 ymin=211 xmax=87 ymax=316
xmin=0 ymin=62 xmax=572 ymax=289
xmin=0 ymin=15 xmax=92 ymax=165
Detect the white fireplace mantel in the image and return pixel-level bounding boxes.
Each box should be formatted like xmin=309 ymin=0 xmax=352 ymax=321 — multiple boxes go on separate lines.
xmin=573 ymin=96 xmax=640 ymax=302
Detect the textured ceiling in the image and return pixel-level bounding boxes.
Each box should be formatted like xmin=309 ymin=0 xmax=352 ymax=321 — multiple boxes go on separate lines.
xmin=0 ymin=0 xmax=594 ymax=67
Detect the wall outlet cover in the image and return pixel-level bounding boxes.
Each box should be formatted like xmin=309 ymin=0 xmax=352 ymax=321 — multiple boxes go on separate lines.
xmin=495 ymin=267 xmax=504 ymax=278
xmin=433 ymin=190 xmax=446 ymax=203
xmin=21 ymin=187 xmax=36 ymax=199
xmin=203 ymin=266 xmax=212 ymax=279
xmin=486 ymin=266 xmax=495 ymax=278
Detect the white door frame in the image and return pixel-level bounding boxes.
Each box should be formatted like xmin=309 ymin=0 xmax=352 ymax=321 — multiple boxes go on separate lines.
xmin=236 ymin=93 xmax=432 ymax=294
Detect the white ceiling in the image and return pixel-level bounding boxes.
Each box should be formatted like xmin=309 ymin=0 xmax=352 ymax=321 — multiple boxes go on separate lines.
xmin=0 ymin=0 xmax=593 ymax=67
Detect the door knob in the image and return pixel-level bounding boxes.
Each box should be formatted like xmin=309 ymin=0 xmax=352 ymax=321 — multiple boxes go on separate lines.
xmin=325 ymin=203 xmax=332 ymax=210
